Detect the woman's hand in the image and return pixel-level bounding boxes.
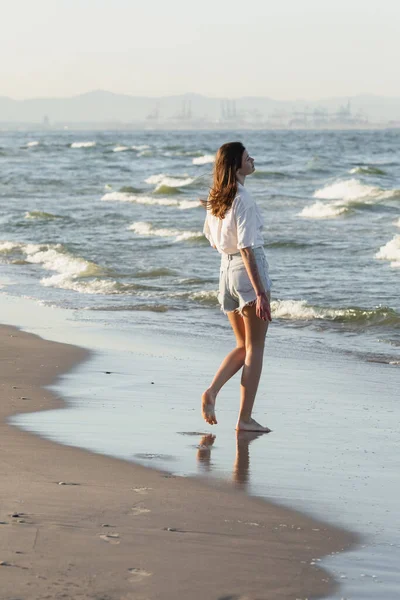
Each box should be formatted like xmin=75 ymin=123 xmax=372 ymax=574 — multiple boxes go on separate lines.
xmin=256 ymin=292 xmax=272 ymax=322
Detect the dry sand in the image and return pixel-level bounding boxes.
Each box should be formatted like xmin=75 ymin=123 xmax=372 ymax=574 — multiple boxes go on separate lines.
xmin=0 ymin=323 xmax=357 ymax=600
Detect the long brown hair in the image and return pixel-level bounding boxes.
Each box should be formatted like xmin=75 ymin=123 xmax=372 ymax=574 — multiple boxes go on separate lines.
xmin=206 ymin=142 xmax=245 ymax=219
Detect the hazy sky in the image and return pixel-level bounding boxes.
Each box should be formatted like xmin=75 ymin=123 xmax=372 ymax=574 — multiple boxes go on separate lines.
xmin=2 ymin=0 xmax=400 ymax=100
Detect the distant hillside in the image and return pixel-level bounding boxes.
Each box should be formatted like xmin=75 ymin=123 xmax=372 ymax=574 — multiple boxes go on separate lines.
xmin=1 ymin=90 xmax=400 ymax=124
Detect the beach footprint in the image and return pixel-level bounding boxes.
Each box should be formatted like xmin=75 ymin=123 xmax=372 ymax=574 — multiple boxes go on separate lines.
xmin=132 ymin=487 xmax=152 ymax=496
xmin=99 ymin=533 xmax=120 ymax=545
xmin=128 ymin=567 xmax=152 ymax=583
xmin=131 ymin=504 xmax=151 ymax=516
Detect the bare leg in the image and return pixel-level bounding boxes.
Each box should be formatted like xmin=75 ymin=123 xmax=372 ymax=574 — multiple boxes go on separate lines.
xmin=202 ymin=311 xmax=246 ymax=425
xmin=236 ymin=303 xmax=270 ymax=432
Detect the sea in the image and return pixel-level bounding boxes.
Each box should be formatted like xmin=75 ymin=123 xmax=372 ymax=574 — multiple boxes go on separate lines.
xmin=1 ymin=129 xmax=400 ymax=599
xmin=0 ymin=129 xmax=399 ymax=363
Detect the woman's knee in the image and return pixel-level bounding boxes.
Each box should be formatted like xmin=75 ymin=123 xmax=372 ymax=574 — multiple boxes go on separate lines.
xmin=245 ymin=340 xmax=265 ymax=356
xmin=236 ymin=345 xmax=246 ymax=361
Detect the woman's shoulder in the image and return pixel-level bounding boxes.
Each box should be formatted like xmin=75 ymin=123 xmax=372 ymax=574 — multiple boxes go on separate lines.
xmin=234 ymin=184 xmax=254 ymax=211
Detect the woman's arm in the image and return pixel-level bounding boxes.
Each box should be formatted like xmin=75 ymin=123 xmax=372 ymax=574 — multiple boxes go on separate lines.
xmin=239 ymin=247 xmax=272 ymax=322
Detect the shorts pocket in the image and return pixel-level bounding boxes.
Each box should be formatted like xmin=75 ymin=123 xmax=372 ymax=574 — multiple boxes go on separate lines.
xmin=231 ymin=266 xmax=253 ymax=295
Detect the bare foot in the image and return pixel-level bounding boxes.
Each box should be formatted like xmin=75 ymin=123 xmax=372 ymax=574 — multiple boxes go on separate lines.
xmin=201 ymin=389 xmax=217 ymax=425
xmin=235 ymin=417 xmax=271 ymax=433
xmin=197 ymin=434 xmax=216 ymax=471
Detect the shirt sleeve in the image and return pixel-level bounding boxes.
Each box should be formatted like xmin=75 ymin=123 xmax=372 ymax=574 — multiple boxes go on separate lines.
xmin=203 ymin=214 xmax=215 ymax=247
xmin=235 ymin=198 xmax=257 ymax=249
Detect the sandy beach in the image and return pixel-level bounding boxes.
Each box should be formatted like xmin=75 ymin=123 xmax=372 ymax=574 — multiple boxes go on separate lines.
xmin=0 ymin=322 xmax=357 ymax=600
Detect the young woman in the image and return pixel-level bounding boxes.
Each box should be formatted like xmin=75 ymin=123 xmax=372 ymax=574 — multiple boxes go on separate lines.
xmin=202 ymin=141 xmax=272 ymax=432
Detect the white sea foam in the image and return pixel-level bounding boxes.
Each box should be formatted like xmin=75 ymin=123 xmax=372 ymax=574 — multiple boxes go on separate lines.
xmin=132 ymin=145 xmax=150 ymax=151
xmin=113 ymin=145 xmax=129 ymax=152
xmin=189 ymin=290 xmax=218 ymax=303
xmin=300 ymin=178 xmax=399 ymax=219
xmin=23 ymin=244 xmax=103 ymax=282
xmin=0 ymin=240 xmax=117 ymax=292
xmin=271 ymin=300 xmax=323 ymax=320
xmin=270 ymin=299 xmax=362 ymax=321
xmin=192 ymin=154 xmax=215 ymax=165
xmin=299 ymin=202 xmax=347 ymax=219
xmin=177 ymin=200 xmax=200 ymax=210
xmin=128 ymin=221 xmax=203 ymax=242
xmin=52 ymin=278 xmax=121 ymax=294
xmin=102 ymin=191 xmax=175 ymax=206
xmin=70 ymin=141 xmax=96 ymax=148
xmin=26 ymin=141 xmax=39 ymax=147
xmin=0 ymin=241 xmax=21 ymax=252
xmin=314 ymin=178 xmax=396 ymax=201
xmin=315 ymin=178 xmax=379 ymax=201
xmin=145 ymin=173 xmax=195 ymax=190
xmin=101 ymin=191 xmax=199 ymax=209
xmin=375 ymin=235 xmax=400 ymax=268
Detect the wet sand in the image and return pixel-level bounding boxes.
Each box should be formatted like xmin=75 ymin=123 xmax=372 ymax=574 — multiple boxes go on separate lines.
xmin=0 ymin=323 xmax=356 ymax=600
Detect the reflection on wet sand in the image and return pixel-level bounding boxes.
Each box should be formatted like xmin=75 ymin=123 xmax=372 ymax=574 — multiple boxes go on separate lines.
xmin=196 ymin=434 xmax=216 ymax=472
xmin=196 ymin=431 xmax=269 ymax=488
xmin=233 ymin=431 xmax=266 ymax=488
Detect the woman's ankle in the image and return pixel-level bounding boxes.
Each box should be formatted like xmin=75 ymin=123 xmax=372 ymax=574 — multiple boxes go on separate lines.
xmin=238 ymin=413 xmax=252 ymax=424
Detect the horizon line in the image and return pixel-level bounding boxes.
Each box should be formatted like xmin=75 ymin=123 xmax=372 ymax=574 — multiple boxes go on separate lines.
xmin=2 ymin=89 xmax=400 ymax=103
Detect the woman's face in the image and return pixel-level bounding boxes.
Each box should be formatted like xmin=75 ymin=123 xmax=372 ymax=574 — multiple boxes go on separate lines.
xmin=238 ymin=149 xmax=255 ymax=176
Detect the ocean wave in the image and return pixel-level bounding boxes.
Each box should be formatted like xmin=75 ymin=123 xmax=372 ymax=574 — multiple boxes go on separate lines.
xmin=395 ymin=218 xmax=400 ymax=228
xmin=25 ymin=141 xmax=39 ymax=148
xmin=113 ymin=145 xmax=130 ymax=152
xmin=163 ymin=149 xmax=204 ymax=158
xmin=154 ymin=185 xmax=183 ymax=195
xmin=271 ymin=299 xmax=400 ymax=326
xmin=132 ymin=145 xmax=150 ymax=152
xmin=101 ymin=191 xmax=199 ymax=210
xmin=145 ymin=173 xmax=195 ymax=193
xmin=166 ymin=289 xmax=218 ymax=306
xmin=188 ymin=290 xmax=218 ymax=305
xmin=128 ymin=221 xmax=204 ymax=242
xmin=299 ymin=202 xmax=347 ymax=219
xmin=349 ymin=166 xmax=387 ymax=176
xmin=192 ymin=154 xmax=215 ymax=165
xmin=0 ymin=240 xmax=124 ymax=293
xmin=119 ymin=186 xmax=142 ymax=194
xmin=375 ymin=235 xmax=400 ymax=268
xmin=24 ymin=244 xmax=105 ymax=288
xmin=70 ymin=141 xmax=96 ymax=148
xmin=112 ymin=144 xmax=150 ymax=153
xmin=24 ymin=211 xmax=61 ymax=220
xmin=314 ymin=178 xmax=398 ymax=201
xmin=0 ymin=241 xmax=21 ymax=253
xmin=300 ymin=178 xmax=400 ymax=219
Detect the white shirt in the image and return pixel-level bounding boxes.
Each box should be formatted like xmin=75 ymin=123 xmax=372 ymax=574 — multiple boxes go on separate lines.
xmin=203 ymin=182 xmax=264 ymax=254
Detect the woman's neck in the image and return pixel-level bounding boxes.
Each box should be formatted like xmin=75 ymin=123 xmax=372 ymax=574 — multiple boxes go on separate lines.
xmin=236 ymin=174 xmax=245 ymax=186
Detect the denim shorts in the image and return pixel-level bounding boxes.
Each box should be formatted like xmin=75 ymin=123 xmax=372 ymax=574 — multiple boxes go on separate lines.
xmin=218 ymin=246 xmax=272 ymax=315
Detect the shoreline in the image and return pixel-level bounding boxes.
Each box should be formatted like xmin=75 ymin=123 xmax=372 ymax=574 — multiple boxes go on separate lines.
xmin=0 ymin=322 xmax=357 ymax=600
